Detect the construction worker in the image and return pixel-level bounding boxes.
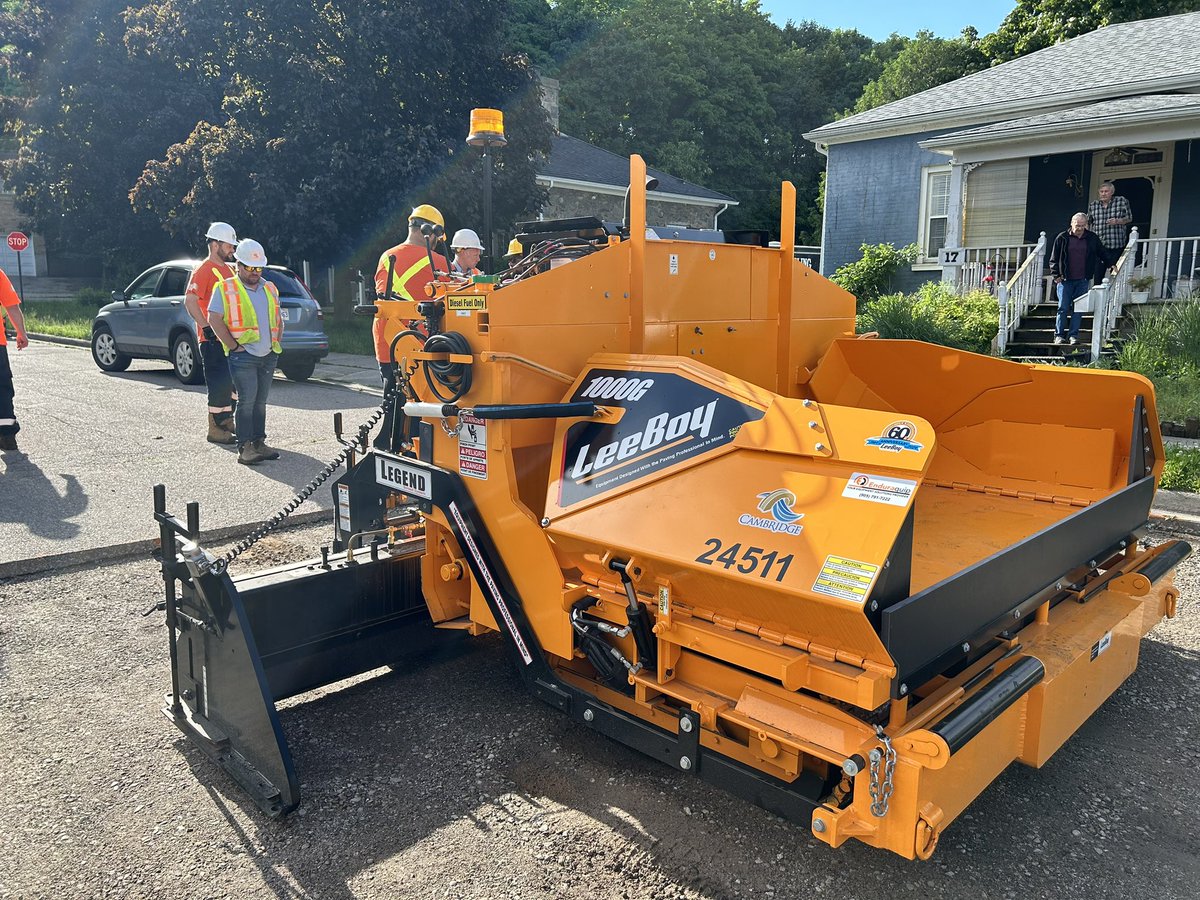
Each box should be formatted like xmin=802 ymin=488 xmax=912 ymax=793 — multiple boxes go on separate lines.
xmin=185 ymin=222 xmax=239 ymax=444
xmin=207 ymin=239 xmax=284 ymax=466
xmin=373 ymin=204 xmax=448 ymax=386
xmin=450 ymin=229 xmax=484 ymax=276
xmin=503 ymin=238 xmax=523 ymax=275
xmin=0 ymin=265 xmax=29 ymax=453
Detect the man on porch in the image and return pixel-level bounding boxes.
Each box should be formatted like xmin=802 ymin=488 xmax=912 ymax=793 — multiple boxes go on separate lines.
xmin=1088 ymin=182 xmax=1133 ymax=264
xmin=1049 ymin=213 xmax=1111 ymax=346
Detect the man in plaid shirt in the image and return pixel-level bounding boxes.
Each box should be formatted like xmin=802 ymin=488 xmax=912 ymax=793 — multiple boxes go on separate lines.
xmin=1088 ymin=182 xmax=1133 ymax=262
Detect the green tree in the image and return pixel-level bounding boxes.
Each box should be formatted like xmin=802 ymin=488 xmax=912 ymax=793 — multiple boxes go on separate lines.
xmin=127 ymin=0 xmax=551 ymax=267
xmin=2 ymin=0 xmax=212 ymax=279
xmin=981 ymin=0 xmax=1200 ymax=62
xmin=854 ymin=29 xmax=989 ymax=113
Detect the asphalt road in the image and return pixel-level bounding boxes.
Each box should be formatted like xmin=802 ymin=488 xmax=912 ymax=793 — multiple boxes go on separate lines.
xmin=0 ymin=522 xmax=1197 ymax=899
xmin=0 ymin=341 xmax=383 ymax=568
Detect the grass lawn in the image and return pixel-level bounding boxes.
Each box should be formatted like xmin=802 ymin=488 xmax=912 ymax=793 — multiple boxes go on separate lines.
xmin=323 ymin=318 xmax=374 ymax=356
xmin=16 ymin=300 xmax=95 ymax=340
xmin=1162 ymin=445 xmax=1200 ymax=492
xmin=16 ymin=297 xmax=377 ymax=358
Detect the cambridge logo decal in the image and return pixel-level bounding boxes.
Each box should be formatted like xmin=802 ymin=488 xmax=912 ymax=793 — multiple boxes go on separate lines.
xmin=738 ymin=489 xmax=805 ymax=535
xmin=865 ymin=420 xmax=924 ymax=453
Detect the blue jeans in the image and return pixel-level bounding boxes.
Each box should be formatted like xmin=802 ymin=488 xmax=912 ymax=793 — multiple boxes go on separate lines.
xmin=227 ymin=351 xmax=277 ymax=445
xmin=1056 ymin=278 xmax=1090 ymax=339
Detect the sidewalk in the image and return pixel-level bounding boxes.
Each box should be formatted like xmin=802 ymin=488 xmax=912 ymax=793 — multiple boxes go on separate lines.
xmin=311 ymin=352 xmax=384 ymax=395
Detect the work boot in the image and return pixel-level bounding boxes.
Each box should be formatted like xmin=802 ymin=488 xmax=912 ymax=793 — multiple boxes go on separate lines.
xmin=207 ymin=414 xmax=236 ymax=445
xmin=252 ymin=438 xmax=281 ymax=461
xmin=237 ymin=443 xmax=260 ymax=466
xmin=0 ymin=434 xmax=17 ymax=452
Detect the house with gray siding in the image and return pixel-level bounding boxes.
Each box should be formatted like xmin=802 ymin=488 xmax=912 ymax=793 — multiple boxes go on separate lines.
xmin=805 ymin=11 xmax=1200 ymax=306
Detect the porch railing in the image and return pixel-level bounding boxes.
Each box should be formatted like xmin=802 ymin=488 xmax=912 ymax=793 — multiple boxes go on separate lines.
xmin=960 ymin=243 xmax=1038 ymax=293
xmin=995 ymin=233 xmax=1047 ymax=354
xmin=1088 ymin=227 xmax=1139 ymax=362
xmin=1129 ymin=235 xmax=1200 ymax=299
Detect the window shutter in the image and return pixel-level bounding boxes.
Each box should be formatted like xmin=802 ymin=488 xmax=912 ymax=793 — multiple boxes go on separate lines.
xmin=964 ymin=160 xmax=1029 ymax=246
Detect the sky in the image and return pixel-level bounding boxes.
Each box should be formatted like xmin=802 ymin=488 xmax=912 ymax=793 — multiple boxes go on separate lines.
xmin=757 ymin=0 xmax=1016 ymax=41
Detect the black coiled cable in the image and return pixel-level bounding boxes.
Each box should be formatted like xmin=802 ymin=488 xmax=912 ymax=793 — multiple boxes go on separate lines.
xmin=422 ymin=331 xmax=473 ymax=403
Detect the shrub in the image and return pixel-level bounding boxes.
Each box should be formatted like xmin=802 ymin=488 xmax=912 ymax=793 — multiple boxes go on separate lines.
xmin=1114 ymin=298 xmax=1200 ymax=423
xmin=1160 ymin=446 xmax=1200 ymax=493
xmin=74 ymin=287 xmax=112 ymax=309
xmin=857 ymin=281 xmax=998 ymax=354
xmin=831 ymin=242 xmax=918 ymax=305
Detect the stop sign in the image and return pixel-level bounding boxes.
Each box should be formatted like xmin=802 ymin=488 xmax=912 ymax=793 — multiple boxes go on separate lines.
xmin=7 ymin=232 xmax=28 ymax=252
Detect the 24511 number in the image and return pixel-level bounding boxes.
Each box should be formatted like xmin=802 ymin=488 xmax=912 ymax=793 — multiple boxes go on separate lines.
xmin=695 ymin=538 xmax=793 ymax=582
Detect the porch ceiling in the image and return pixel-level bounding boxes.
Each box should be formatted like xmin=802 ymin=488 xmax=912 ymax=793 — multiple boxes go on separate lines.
xmin=918 ymin=94 xmax=1200 ymax=163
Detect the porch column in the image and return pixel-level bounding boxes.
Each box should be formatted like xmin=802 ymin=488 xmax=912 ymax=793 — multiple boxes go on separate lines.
xmin=941 ymin=159 xmax=968 ymax=284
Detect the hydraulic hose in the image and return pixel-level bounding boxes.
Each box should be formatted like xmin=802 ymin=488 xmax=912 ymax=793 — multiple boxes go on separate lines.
xmin=422 ymin=331 xmax=473 ymax=403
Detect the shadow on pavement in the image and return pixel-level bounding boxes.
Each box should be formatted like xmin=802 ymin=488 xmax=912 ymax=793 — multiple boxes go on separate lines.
xmin=111 ymin=369 xmax=382 ymax=413
xmin=0 ymin=453 xmax=89 ymax=539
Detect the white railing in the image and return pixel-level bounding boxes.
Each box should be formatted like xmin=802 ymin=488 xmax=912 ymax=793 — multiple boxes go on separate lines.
xmin=996 ymin=232 xmax=1047 ymax=354
xmin=1127 ymin=235 xmax=1200 ymax=299
xmin=1088 ymin=227 xmax=1139 ymax=363
xmin=959 ymin=243 xmax=1038 ymax=294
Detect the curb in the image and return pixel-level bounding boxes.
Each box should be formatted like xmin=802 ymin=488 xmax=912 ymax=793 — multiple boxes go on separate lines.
xmin=28 ymin=332 xmax=90 ymax=348
xmin=0 ymin=509 xmax=331 ymax=580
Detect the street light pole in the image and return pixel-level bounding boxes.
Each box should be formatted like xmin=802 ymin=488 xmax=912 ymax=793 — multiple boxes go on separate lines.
xmin=466 ymin=108 xmax=507 ymax=274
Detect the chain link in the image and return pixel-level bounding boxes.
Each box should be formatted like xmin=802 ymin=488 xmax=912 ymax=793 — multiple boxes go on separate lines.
xmin=868 ymin=725 xmax=896 ymax=818
xmin=209 ymin=376 xmax=401 ymax=575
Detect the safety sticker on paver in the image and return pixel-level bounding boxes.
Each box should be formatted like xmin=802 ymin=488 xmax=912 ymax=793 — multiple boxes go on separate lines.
xmin=812 ymin=554 xmax=879 ymax=602
xmin=458 ymin=413 xmax=488 ymax=480
xmin=842 ymin=472 xmax=916 ymax=507
xmin=337 ymin=484 xmax=351 ymax=534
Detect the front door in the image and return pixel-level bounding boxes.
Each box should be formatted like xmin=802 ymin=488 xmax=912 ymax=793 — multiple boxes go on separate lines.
xmin=1090 ymin=144 xmax=1173 ymax=276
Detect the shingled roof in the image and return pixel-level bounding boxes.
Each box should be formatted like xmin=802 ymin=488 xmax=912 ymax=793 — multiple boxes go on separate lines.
xmin=805 ymin=11 xmax=1200 ymax=146
xmin=919 ymin=94 xmax=1200 ymax=150
xmin=540 ymin=133 xmax=736 ymax=204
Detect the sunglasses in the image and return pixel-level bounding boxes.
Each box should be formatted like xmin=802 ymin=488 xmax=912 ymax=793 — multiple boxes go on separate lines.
xmin=241 ymin=265 xmax=263 ymax=273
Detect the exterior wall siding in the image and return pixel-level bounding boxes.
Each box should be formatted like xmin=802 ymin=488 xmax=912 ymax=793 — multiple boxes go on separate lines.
xmin=1023 ymin=152 xmax=1093 ymax=243
xmin=822 ymin=131 xmax=952 ymax=293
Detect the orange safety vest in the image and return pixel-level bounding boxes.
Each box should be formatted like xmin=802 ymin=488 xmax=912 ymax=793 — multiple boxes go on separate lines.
xmin=215 ymin=276 xmax=282 ymax=354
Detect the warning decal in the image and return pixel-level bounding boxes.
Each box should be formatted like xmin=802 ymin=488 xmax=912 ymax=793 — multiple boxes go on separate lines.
xmin=1090 ymin=631 xmax=1113 ymax=661
xmin=447 ymin=294 xmax=487 ymax=311
xmin=812 ymin=555 xmax=879 ymax=603
xmin=337 ymin=484 xmax=351 ymax=534
xmin=459 ymin=413 xmax=488 ymax=480
xmin=843 ymin=472 xmax=917 ymax=508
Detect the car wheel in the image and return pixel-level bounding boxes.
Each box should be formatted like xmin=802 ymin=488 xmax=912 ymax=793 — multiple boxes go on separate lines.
xmin=91 ymin=325 xmax=131 ymax=372
xmin=280 ymin=359 xmax=317 ymax=382
xmin=172 ymin=332 xmax=204 ymax=385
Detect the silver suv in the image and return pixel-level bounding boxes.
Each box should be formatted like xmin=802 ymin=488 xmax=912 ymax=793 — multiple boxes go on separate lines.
xmin=91 ymin=260 xmax=330 ymax=383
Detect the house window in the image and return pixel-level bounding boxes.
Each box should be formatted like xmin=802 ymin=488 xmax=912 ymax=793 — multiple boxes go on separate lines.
xmin=918 ymin=165 xmax=951 ymax=263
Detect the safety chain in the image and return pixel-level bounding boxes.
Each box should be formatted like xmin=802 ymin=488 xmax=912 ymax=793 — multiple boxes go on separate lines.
xmin=209 ymin=378 xmax=399 ymax=575
xmin=868 ymin=725 xmax=896 ymax=818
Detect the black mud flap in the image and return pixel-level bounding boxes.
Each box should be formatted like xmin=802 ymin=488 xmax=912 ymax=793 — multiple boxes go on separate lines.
xmin=154 ymin=486 xmax=427 ymax=817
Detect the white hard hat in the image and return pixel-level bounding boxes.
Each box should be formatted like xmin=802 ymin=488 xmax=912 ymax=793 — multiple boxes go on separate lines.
xmin=450 ymin=228 xmax=484 ymax=250
xmin=205 ymin=222 xmax=238 ymax=244
xmin=234 ymin=238 xmax=267 ymax=267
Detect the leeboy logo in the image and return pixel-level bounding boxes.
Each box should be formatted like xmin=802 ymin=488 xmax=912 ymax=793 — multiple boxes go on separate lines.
xmin=866 ymin=420 xmax=924 ymax=453
xmin=739 ymin=489 xmax=804 ymax=535
xmin=558 ymin=369 xmax=764 ymax=507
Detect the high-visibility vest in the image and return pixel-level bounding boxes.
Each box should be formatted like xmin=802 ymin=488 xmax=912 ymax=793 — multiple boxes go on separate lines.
xmin=215 ymin=276 xmax=282 ymax=354
xmin=386 ymin=254 xmax=434 ymax=300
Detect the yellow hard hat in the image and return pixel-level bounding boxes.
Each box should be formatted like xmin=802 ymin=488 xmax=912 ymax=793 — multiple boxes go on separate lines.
xmin=505 ymin=238 xmax=523 ymax=258
xmin=409 ymin=204 xmax=444 ymax=227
